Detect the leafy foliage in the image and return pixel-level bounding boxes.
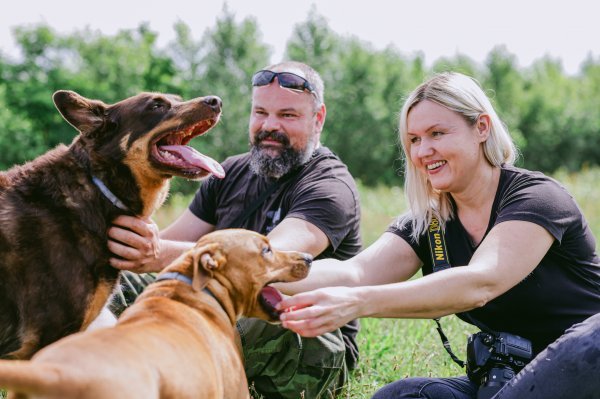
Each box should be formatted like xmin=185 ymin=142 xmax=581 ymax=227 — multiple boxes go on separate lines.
xmin=1 ymin=8 xmax=599 ymax=190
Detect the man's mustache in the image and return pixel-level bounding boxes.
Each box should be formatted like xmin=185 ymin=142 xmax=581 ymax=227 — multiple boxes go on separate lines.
xmin=255 ymin=131 xmax=290 ymax=147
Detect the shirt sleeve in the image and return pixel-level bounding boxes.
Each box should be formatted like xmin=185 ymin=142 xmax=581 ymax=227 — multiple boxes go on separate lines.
xmin=285 ymin=176 xmax=360 ymax=251
xmin=495 ymin=173 xmax=581 ymax=243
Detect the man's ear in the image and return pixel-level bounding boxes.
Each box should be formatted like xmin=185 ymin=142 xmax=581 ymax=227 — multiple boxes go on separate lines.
xmin=314 ymin=103 xmax=327 ymax=135
xmin=52 ymin=90 xmax=107 ymax=136
xmin=190 ymin=243 xmax=226 ymax=291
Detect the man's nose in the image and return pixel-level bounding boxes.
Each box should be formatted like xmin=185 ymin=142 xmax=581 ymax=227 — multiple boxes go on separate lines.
xmin=261 ymin=114 xmax=282 ymax=132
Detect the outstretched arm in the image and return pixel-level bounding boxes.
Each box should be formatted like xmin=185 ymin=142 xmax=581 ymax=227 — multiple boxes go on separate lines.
xmin=277 ymin=232 xmax=422 ymax=294
xmin=279 ymin=221 xmax=554 ymax=337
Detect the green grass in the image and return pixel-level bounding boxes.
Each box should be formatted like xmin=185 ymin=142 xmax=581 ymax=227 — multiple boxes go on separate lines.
xmin=164 ymin=170 xmax=600 ymax=398
xmin=2 ymin=168 xmax=599 ymax=399
xmin=334 ymin=183 xmax=478 ymax=398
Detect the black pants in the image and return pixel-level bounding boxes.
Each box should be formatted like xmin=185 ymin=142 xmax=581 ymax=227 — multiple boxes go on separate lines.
xmin=372 ymin=312 xmax=600 ymax=399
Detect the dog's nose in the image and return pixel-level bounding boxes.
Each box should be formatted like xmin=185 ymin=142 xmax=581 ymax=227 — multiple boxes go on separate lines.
xmin=303 ymin=254 xmax=313 ymax=268
xmin=203 ymin=96 xmax=222 ymax=113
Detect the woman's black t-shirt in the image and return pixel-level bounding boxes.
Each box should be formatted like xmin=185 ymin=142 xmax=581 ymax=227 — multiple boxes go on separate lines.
xmin=388 ymin=165 xmax=600 ymax=354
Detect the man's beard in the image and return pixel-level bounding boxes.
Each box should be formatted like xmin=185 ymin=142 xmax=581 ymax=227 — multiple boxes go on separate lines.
xmin=249 ymin=130 xmax=316 ymax=178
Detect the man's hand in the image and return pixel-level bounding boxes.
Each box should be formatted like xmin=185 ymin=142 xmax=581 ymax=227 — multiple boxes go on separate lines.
xmin=107 ymin=215 xmax=161 ymax=272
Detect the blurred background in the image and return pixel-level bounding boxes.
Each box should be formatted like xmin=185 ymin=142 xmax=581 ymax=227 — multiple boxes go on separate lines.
xmin=1 ymin=0 xmax=599 ymax=193
xmin=2 ymin=3 xmax=599 ymax=397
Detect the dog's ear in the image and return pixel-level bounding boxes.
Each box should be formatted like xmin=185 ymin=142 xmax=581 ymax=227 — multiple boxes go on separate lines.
xmin=52 ymin=90 xmax=107 ymax=136
xmin=190 ymin=243 xmax=226 ymax=291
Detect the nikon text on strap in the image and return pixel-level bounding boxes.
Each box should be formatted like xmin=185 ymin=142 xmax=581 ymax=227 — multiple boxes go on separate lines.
xmin=428 ymin=216 xmax=451 ymax=272
xmin=428 ymin=215 xmax=466 ymax=368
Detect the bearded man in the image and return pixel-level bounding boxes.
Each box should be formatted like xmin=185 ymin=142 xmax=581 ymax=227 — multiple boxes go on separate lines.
xmin=107 ymin=61 xmax=362 ymax=398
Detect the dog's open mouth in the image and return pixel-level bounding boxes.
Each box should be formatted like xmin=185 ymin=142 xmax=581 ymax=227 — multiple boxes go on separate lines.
xmin=151 ymin=117 xmax=225 ymax=179
xmin=258 ymin=285 xmax=284 ymax=320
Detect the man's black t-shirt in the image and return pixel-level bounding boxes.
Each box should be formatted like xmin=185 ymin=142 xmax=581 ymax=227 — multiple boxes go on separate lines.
xmin=190 ymin=146 xmax=363 ymax=366
xmin=388 ymin=165 xmax=600 ymax=354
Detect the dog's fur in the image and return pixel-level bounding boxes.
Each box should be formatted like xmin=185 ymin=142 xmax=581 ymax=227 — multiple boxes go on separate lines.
xmin=0 ymin=90 xmax=224 ymax=360
xmin=0 ymin=229 xmax=312 ymax=399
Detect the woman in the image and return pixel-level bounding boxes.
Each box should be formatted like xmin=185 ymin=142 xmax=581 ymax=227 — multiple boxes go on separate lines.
xmin=277 ymin=72 xmax=600 ymax=399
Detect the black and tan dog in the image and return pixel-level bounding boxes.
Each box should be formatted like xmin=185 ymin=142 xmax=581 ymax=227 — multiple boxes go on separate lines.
xmin=0 ymin=90 xmax=224 ymax=360
xmin=0 ymin=229 xmax=312 ymax=399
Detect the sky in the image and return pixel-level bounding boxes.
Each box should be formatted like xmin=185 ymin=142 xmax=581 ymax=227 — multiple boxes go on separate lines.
xmin=1 ymin=0 xmax=598 ymax=75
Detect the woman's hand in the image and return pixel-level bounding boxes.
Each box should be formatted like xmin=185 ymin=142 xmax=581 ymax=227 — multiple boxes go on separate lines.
xmin=107 ymin=215 xmax=161 ymax=272
xmin=277 ymin=287 xmax=364 ymax=337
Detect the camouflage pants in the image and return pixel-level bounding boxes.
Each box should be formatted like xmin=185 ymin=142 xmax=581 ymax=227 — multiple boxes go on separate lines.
xmin=111 ymin=272 xmax=347 ymax=398
xmin=238 ymin=317 xmax=347 ymax=399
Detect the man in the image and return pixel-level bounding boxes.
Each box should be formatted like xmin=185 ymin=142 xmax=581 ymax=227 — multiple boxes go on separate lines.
xmin=107 ymin=61 xmax=362 ymax=398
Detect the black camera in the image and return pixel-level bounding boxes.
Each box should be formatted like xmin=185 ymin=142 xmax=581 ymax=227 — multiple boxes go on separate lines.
xmin=466 ymin=331 xmax=533 ymax=399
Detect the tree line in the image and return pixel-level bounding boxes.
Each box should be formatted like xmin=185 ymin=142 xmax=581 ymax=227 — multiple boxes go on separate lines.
xmin=1 ymin=6 xmax=600 ymax=193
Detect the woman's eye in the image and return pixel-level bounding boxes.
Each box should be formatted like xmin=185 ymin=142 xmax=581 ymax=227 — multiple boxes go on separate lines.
xmin=409 ymin=136 xmax=421 ymax=144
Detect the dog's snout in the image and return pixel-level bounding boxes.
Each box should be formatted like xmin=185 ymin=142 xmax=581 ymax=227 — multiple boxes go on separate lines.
xmin=303 ymin=254 xmax=313 ymax=268
xmin=203 ymin=96 xmax=222 ymax=112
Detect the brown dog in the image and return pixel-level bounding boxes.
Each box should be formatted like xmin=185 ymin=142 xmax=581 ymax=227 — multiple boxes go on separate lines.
xmin=0 ymin=90 xmax=224 ymax=360
xmin=0 ymin=229 xmax=312 ymax=399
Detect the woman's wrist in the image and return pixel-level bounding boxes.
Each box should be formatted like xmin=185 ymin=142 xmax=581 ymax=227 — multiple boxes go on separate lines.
xmin=353 ymin=285 xmax=376 ymax=319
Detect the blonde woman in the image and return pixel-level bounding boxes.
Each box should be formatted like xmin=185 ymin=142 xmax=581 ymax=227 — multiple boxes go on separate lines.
xmin=278 ymin=72 xmax=600 ymax=399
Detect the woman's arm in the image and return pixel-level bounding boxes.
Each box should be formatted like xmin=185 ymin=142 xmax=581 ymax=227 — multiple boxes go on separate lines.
xmin=279 ymin=220 xmax=554 ymax=337
xmin=277 ymin=232 xmax=422 ymax=294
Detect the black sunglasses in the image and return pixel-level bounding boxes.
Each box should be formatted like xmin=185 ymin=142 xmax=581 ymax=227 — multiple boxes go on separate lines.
xmin=251 ymin=70 xmax=316 ymax=94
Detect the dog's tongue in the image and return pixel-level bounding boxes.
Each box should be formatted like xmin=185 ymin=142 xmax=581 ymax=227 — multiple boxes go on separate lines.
xmin=159 ymin=145 xmax=225 ymax=178
xmin=259 ymin=286 xmax=283 ymax=317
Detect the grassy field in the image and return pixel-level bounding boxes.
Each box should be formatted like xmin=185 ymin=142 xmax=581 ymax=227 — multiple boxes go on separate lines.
xmin=2 ymin=168 xmax=599 ymax=399
xmin=341 ymin=168 xmax=600 ymax=398
xmin=164 ymin=168 xmax=600 ymax=398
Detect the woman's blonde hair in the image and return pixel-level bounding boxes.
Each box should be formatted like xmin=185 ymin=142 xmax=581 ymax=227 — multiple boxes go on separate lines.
xmin=398 ymin=72 xmax=517 ymax=240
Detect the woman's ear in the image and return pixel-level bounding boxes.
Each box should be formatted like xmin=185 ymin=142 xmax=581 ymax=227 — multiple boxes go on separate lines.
xmin=476 ymin=114 xmax=491 ymax=142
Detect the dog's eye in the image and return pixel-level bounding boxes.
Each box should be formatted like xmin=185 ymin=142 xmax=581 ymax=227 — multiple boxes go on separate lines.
xmin=262 ymin=246 xmax=272 ymax=256
xmin=149 ymin=99 xmax=168 ymax=110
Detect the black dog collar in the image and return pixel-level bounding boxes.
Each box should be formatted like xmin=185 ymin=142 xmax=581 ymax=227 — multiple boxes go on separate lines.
xmin=155 ymin=272 xmax=218 ymax=302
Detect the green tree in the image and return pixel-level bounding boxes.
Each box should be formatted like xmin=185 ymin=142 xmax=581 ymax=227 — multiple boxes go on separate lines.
xmin=482 ymin=46 xmax=527 ymax=157
xmin=166 ymin=6 xmax=270 ymax=193
xmin=0 ymin=85 xmax=43 ymax=168
xmin=518 ymin=57 xmax=581 ymax=171
xmin=2 ymin=23 xmax=177 ymax=158
xmin=286 ymin=9 xmax=424 ymax=185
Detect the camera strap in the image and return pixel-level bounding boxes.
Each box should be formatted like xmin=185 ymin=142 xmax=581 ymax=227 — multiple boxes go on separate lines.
xmin=427 ymin=216 xmax=451 ymax=272
xmin=428 ymin=216 xmax=466 ymax=368
xmin=230 ymin=148 xmax=336 ymax=228
xmin=428 ymin=216 xmax=499 ymax=369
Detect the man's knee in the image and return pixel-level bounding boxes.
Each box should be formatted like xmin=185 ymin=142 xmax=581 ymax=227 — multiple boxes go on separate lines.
xmin=108 ymin=271 xmax=156 ymax=316
xmin=238 ymin=317 xmax=346 ymax=398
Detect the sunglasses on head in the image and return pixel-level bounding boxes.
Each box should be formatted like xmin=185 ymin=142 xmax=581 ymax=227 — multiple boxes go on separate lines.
xmin=251 ymin=70 xmax=316 ymax=94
